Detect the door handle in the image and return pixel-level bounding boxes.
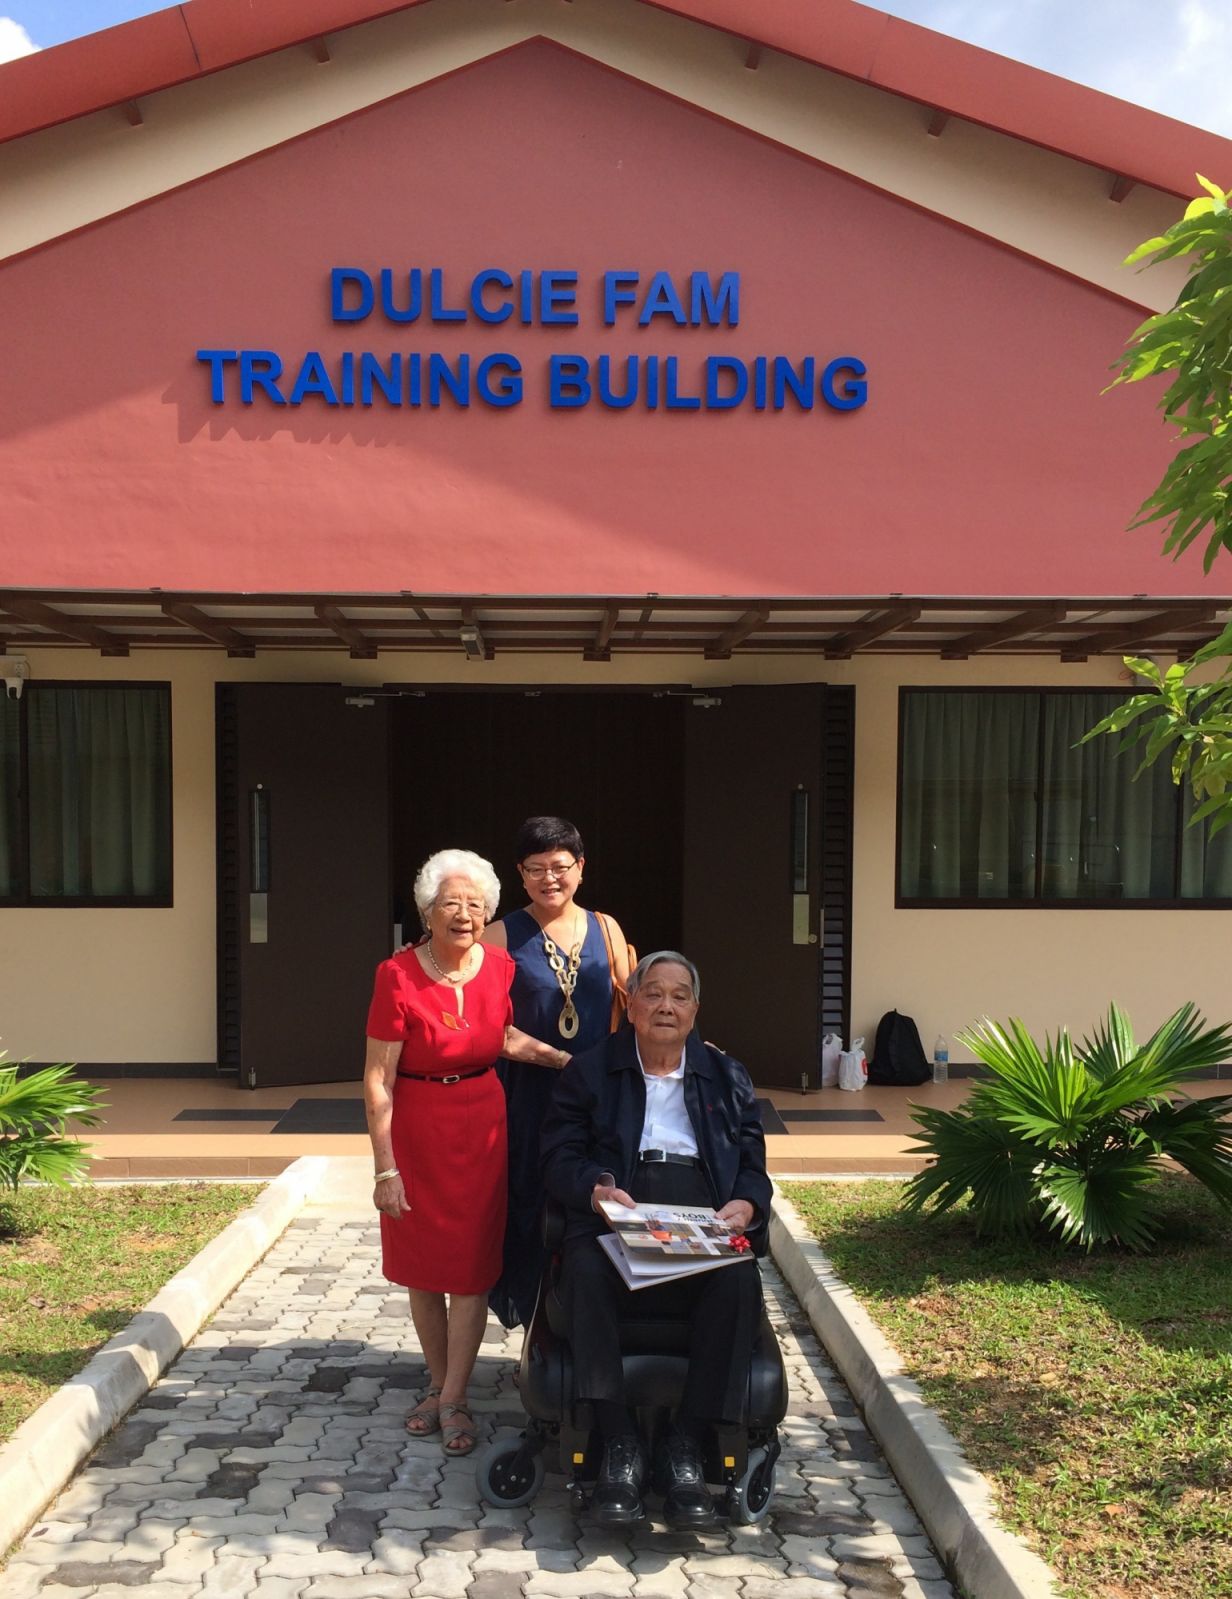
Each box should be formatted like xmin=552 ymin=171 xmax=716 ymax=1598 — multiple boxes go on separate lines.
xmin=249 ymin=785 xmax=269 ymax=943
xmin=791 ymin=784 xmax=811 ymax=944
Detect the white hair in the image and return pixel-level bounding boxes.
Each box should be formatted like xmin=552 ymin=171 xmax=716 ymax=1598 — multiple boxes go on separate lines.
xmin=413 ymin=848 xmax=501 ymax=928
xmin=627 ymin=950 xmax=701 ymax=1003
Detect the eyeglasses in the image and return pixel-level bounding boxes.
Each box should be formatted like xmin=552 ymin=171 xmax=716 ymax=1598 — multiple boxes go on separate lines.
xmin=520 ymin=860 xmax=578 ymax=881
xmin=438 ymin=899 xmax=486 ymax=917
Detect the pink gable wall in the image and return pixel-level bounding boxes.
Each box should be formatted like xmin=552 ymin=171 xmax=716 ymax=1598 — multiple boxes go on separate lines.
xmin=0 ymin=41 xmax=1218 ymax=598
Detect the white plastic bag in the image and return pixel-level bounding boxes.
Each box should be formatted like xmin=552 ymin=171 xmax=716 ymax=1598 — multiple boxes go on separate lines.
xmin=837 ymin=1036 xmax=867 ymax=1092
xmin=820 ymin=1033 xmax=843 ymax=1088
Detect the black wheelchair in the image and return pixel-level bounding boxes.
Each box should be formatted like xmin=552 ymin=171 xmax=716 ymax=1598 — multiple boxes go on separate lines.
xmin=474 ymin=1206 xmax=789 ymax=1523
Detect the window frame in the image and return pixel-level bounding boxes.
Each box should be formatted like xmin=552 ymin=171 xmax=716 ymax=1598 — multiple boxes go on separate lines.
xmin=0 ymin=679 xmax=174 ymax=909
xmin=894 ymin=684 xmax=1232 ymax=911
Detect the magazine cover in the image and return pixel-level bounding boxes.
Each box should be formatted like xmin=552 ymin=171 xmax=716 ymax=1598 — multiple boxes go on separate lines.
xmin=597 ymin=1200 xmax=753 ymax=1262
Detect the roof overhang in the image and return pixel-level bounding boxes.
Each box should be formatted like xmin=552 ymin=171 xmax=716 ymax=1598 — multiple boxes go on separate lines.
xmin=2 ymin=590 xmax=1228 ymax=663
xmin=2 ymin=0 xmax=1229 ymax=198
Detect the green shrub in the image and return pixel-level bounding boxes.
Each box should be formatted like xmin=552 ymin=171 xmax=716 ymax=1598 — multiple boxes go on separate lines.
xmin=0 ymin=1055 xmax=104 ymax=1194
xmin=903 ymin=1003 xmax=1232 ymax=1249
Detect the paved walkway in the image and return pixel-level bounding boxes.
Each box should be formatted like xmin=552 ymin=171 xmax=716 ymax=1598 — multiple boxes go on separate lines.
xmin=5 ymin=1183 xmax=955 ymax=1599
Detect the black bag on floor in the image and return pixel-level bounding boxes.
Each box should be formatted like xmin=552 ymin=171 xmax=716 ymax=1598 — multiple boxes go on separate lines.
xmin=867 ymin=1010 xmax=930 ymax=1086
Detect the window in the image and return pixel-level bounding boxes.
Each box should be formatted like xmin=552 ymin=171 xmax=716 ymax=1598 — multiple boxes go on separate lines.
xmin=0 ymin=684 xmax=172 ymax=906
xmin=897 ymin=688 xmax=1232 ymax=907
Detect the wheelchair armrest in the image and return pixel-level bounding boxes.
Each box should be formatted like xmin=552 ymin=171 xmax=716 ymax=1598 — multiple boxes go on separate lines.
xmin=540 ymin=1197 xmax=568 ymax=1250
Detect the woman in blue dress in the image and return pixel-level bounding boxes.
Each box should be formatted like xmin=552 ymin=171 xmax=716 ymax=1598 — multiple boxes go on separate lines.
xmin=483 ymin=816 xmax=633 ymax=1329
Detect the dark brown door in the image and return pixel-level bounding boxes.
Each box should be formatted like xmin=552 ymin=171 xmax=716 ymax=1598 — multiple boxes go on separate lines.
xmin=387 ymin=691 xmax=686 ymax=954
xmin=221 ymin=685 xmax=390 ymax=1088
xmin=682 ymin=686 xmax=830 ymax=1089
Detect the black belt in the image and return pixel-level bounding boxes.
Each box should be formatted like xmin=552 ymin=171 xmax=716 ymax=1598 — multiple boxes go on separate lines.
xmin=397 ymin=1065 xmax=492 ymax=1085
xmin=638 ymin=1149 xmax=701 ymax=1167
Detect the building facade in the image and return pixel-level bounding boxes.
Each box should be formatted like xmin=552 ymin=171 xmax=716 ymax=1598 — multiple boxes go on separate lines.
xmin=1 ymin=0 xmax=1230 ymax=1090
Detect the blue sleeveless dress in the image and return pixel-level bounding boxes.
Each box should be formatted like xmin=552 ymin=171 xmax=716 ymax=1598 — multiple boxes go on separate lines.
xmin=490 ymin=907 xmax=613 ymax=1329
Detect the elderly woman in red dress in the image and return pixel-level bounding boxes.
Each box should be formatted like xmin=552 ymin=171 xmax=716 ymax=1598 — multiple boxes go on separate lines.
xmin=363 ymin=848 xmax=569 ymax=1456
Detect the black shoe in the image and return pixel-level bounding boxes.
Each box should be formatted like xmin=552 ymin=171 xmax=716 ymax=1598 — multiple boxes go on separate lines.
xmin=656 ymin=1428 xmax=718 ymax=1530
xmin=591 ymin=1434 xmax=646 ymax=1527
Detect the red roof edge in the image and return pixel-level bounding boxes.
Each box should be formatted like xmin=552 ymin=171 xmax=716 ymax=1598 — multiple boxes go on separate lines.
xmin=2 ymin=0 xmax=1230 ymax=200
xmin=643 ymin=0 xmax=1232 ymax=199
xmin=0 ymin=0 xmax=433 ymax=145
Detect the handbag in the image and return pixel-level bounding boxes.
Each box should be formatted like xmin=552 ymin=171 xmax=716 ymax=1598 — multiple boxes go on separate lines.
xmin=596 ymin=912 xmax=636 ymax=1033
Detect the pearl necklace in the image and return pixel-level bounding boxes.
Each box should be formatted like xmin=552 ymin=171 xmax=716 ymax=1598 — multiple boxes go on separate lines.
xmin=425 ymin=941 xmax=471 ymax=984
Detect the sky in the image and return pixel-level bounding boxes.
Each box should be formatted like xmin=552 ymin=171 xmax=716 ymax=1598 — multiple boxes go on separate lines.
xmin=1 ymin=0 xmax=1231 ymax=139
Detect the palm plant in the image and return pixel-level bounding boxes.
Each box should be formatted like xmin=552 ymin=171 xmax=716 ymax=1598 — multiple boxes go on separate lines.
xmin=0 ymin=1054 xmax=104 ymax=1192
xmin=903 ymin=1003 xmax=1232 ymax=1250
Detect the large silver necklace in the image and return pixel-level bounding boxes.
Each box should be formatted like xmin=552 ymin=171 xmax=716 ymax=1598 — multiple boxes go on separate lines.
xmin=543 ymin=911 xmax=584 ymax=1039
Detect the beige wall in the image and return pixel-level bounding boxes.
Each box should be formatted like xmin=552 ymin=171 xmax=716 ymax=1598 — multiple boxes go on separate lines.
xmin=845 ymin=656 xmax=1232 ymax=1063
xmin=3 ymin=646 xmax=1228 ymax=1067
xmin=0 ymin=0 xmax=1186 ymax=307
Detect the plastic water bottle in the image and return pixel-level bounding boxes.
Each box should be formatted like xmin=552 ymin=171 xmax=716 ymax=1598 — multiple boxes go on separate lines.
xmin=932 ymin=1035 xmax=949 ymax=1084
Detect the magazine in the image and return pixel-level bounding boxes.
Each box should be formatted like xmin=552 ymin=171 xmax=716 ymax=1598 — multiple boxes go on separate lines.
xmin=596 ymin=1199 xmax=755 ymax=1290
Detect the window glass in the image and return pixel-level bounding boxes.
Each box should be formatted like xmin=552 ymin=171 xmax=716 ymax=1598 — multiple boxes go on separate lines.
xmin=899 ymin=688 xmax=1232 ymax=906
xmin=0 ymin=694 xmax=19 ymax=898
xmin=24 ymin=686 xmax=171 ymax=902
xmin=1180 ymin=790 xmax=1232 ymax=898
xmin=1039 ymin=693 xmax=1176 ymax=901
xmin=900 ymin=691 xmax=1039 ymax=900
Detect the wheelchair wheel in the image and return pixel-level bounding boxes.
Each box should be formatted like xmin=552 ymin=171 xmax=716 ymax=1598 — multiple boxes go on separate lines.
xmin=725 ymin=1444 xmax=776 ymax=1524
xmin=475 ymin=1435 xmax=546 ymax=1508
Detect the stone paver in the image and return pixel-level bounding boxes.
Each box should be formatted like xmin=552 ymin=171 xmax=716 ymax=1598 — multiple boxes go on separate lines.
xmin=3 ymin=1206 xmax=956 ymax=1599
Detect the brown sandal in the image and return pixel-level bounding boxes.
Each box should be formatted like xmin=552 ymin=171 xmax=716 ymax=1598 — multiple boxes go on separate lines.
xmin=405 ymin=1384 xmax=443 ymax=1435
xmin=438 ymin=1401 xmax=478 ymax=1456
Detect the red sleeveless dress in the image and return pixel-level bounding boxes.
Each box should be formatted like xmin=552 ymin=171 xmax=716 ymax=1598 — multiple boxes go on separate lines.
xmin=366 ymin=946 xmax=512 ymax=1294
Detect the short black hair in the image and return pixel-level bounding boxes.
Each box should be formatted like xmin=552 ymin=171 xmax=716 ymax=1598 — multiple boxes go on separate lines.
xmin=514 ymin=815 xmax=585 ymax=862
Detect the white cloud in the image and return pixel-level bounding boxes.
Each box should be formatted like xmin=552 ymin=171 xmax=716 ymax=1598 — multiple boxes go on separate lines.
xmin=877 ymin=0 xmax=1232 ymax=139
xmin=0 ymin=17 xmax=39 ymax=62
xmin=1102 ymin=0 xmax=1232 ymax=136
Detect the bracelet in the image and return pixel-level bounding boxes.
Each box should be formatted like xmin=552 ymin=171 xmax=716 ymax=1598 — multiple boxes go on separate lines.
xmin=373 ymin=1167 xmax=399 ymax=1182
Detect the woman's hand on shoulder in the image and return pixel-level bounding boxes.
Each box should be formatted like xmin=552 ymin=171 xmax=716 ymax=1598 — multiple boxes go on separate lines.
xmin=481 ymin=920 xmax=508 ymax=949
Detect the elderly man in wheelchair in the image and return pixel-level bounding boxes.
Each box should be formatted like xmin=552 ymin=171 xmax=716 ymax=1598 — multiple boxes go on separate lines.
xmin=474 ymin=950 xmax=785 ymax=1529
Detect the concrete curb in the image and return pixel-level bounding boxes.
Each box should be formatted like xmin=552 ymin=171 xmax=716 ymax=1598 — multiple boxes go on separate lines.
xmin=770 ymin=1186 xmax=1061 ymax=1599
xmin=0 ymin=1153 xmax=329 ymax=1555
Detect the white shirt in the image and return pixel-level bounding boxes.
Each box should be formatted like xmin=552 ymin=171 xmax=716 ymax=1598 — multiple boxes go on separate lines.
xmin=636 ymin=1041 xmax=699 ymax=1157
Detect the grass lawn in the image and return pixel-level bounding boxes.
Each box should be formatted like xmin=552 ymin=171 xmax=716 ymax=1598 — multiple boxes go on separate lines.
xmin=789 ymin=1175 xmax=1232 ymax=1599
xmin=0 ymin=1183 xmax=260 ymax=1444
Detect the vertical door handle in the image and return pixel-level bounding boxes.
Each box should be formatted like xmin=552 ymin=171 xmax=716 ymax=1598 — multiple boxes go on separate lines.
xmin=249 ymin=785 xmax=269 ymax=943
xmin=791 ymin=785 xmax=812 ymax=944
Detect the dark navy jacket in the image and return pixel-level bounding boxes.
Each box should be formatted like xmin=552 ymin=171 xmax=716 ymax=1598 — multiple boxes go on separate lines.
xmin=539 ymin=1027 xmax=772 ymax=1256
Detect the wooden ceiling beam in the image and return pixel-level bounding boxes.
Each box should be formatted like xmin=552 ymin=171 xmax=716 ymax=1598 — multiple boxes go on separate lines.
xmin=704 ymin=607 xmax=769 ymax=660
xmin=459 ymin=604 xmax=493 ymax=661
xmin=161 ymin=601 xmax=255 ymax=657
xmin=825 ymin=603 xmax=921 ymax=659
xmin=313 ymin=604 xmax=377 ymax=659
xmin=941 ymin=604 xmax=1067 ymax=660
xmin=1061 ymin=607 xmax=1216 ymax=661
xmin=584 ymin=606 xmax=621 ymax=663
xmin=0 ymin=595 xmax=128 ymax=655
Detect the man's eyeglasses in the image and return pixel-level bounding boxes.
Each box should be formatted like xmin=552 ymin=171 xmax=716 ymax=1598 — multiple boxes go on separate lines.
xmin=520 ymin=860 xmax=578 ymax=881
